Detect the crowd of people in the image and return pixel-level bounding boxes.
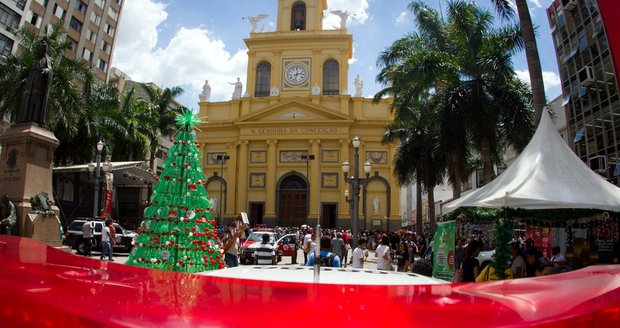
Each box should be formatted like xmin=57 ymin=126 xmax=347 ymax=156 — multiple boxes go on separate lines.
xmin=216 ymin=222 xmax=436 ymax=276
xmin=455 ymin=235 xmax=589 ymax=283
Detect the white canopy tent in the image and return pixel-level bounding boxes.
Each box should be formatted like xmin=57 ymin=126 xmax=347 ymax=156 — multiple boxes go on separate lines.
xmin=444 ymin=110 xmax=620 ymax=213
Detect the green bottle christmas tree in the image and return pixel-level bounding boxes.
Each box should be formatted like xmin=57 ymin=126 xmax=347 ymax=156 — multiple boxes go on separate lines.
xmin=127 ymin=109 xmax=225 ymax=273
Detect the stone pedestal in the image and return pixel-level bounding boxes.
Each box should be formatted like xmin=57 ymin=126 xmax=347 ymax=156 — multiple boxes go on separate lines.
xmin=0 ymin=123 xmax=60 ymax=246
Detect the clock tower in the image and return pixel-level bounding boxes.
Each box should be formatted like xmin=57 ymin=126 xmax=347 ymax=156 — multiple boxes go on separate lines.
xmin=244 ymin=0 xmax=352 ymax=97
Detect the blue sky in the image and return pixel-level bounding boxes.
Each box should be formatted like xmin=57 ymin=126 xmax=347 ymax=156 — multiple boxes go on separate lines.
xmin=112 ymin=0 xmax=562 ymax=109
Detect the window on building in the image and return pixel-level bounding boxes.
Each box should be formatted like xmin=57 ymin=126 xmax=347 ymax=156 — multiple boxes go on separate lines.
xmin=91 ymin=12 xmax=101 ymax=24
xmin=105 ymin=23 xmax=115 ymax=37
xmin=323 ymin=59 xmax=339 ymax=95
xmin=0 ymin=33 xmax=14 ymax=56
xmin=254 ymin=61 xmax=271 ymax=97
xmin=0 ymin=3 xmax=21 ymax=31
xmin=52 ymin=4 xmax=65 ymax=19
xmin=101 ymin=40 xmax=109 ymax=52
xmin=108 ymin=7 xmax=119 ymax=21
xmin=98 ymin=58 xmax=107 ymax=72
xmin=95 ymin=0 xmax=106 ymax=8
xmin=68 ymin=37 xmax=78 ymax=52
xmin=75 ymin=1 xmax=87 ymax=15
xmin=29 ymin=11 xmax=41 ymax=28
xmin=69 ymin=16 xmax=82 ymax=32
xmin=290 ymin=2 xmax=306 ymax=31
xmin=574 ymin=127 xmax=586 ymax=143
xmin=578 ymin=29 xmax=588 ymax=52
xmin=86 ymin=29 xmax=97 ymax=43
xmin=82 ymin=48 xmax=93 ymax=62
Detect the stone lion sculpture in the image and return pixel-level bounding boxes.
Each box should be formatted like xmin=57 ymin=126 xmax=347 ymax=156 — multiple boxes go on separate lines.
xmin=30 ymin=192 xmax=54 ymax=216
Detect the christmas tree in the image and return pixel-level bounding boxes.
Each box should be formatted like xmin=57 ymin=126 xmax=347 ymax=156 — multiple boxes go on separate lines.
xmin=127 ymin=109 xmax=226 ymax=273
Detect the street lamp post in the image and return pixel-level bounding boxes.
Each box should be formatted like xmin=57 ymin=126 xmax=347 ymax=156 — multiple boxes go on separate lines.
xmin=300 ymin=154 xmax=315 ymax=225
xmin=91 ymin=141 xmax=104 ymax=218
xmin=216 ymin=154 xmax=229 ymax=224
xmin=342 ymin=136 xmax=371 ymax=248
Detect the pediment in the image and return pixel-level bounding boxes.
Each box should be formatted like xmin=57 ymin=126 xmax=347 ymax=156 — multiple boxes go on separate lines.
xmin=235 ymin=99 xmax=353 ymax=124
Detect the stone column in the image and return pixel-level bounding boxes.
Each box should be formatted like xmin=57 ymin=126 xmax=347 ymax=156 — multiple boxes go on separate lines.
xmin=236 ymin=140 xmax=249 ymax=216
xmin=308 ymin=139 xmax=321 ymax=223
xmin=264 ymin=140 xmax=278 ymax=221
xmin=225 ymin=142 xmax=238 ymax=219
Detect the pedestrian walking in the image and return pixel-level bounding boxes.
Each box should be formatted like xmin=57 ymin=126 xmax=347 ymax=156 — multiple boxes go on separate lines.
xmin=82 ymin=218 xmax=94 ymax=256
xmin=100 ymin=219 xmax=114 ymax=261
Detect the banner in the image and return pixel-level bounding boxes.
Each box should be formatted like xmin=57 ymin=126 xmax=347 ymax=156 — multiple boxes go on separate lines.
xmin=432 ymin=220 xmax=456 ymax=281
xmin=526 ymin=226 xmax=553 ymax=258
xmin=102 ymin=172 xmax=114 ymax=218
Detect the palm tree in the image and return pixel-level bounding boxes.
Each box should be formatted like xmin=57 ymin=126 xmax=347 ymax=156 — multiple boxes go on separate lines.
xmin=383 ymin=100 xmax=445 ymax=235
xmin=54 ymin=82 xmax=121 ymax=165
xmin=0 ymin=21 xmax=93 ymax=130
xmin=435 ymin=0 xmax=533 ymax=185
xmin=110 ymin=87 xmax=154 ymax=161
xmin=490 ymin=0 xmax=546 ymax=125
xmin=141 ymin=84 xmax=184 ymax=171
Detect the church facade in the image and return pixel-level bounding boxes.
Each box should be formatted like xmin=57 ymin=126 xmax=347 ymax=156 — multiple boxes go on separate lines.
xmin=197 ymin=0 xmax=400 ymax=230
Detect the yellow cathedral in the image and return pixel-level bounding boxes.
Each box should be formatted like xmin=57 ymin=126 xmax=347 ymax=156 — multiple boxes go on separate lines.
xmin=197 ymin=0 xmax=400 ymax=230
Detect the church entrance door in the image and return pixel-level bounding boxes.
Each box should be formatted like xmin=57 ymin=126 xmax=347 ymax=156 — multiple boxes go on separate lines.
xmin=277 ymin=174 xmax=308 ymax=227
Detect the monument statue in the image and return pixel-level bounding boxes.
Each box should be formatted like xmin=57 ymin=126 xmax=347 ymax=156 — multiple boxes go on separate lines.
xmin=199 ymin=80 xmax=211 ymax=102
xmin=1 ymin=195 xmax=17 ymax=235
xmin=331 ymin=10 xmax=349 ymax=29
xmin=211 ymin=196 xmax=218 ymax=212
xmin=354 ymin=74 xmax=363 ymax=97
xmin=30 ymin=192 xmax=55 ymax=216
xmin=18 ymin=43 xmax=53 ymax=125
xmin=248 ymin=14 xmax=269 ymax=32
xmin=373 ymin=196 xmax=380 ymax=214
xmin=229 ymin=77 xmax=243 ymax=100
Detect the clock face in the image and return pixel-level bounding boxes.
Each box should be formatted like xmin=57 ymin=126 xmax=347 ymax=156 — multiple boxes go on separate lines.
xmin=285 ymin=64 xmax=308 ymax=85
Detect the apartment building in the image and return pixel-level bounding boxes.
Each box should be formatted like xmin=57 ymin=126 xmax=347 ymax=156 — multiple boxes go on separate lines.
xmin=547 ymin=0 xmax=620 ymax=185
xmin=0 ymin=0 xmax=123 ymax=81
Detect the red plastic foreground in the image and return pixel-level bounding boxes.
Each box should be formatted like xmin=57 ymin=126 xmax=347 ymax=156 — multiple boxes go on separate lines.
xmin=1 ymin=235 xmax=619 ymax=327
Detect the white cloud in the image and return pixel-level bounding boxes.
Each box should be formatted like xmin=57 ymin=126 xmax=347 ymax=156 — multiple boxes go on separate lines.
xmin=528 ymin=0 xmax=543 ymax=9
xmin=323 ymin=0 xmax=370 ymax=29
xmin=515 ymin=69 xmax=562 ymax=98
xmin=113 ymin=0 xmax=247 ymax=105
xmin=396 ymin=11 xmax=408 ymax=26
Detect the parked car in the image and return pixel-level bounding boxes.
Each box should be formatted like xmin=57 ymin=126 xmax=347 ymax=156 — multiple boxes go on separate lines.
xmin=275 ymin=233 xmax=298 ymax=263
xmin=239 ymin=231 xmax=279 ymax=265
xmin=64 ymin=218 xmax=137 ymax=254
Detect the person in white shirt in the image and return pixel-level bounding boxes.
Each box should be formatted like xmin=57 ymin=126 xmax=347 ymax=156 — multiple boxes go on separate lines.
xmin=302 ymin=228 xmax=313 ymax=264
xmin=100 ymin=219 xmax=114 ymax=261
xmin=81 ymin=218 xmax=94 ymax=256
xmin=375 ymin=235 xmax=391 ymax=271
xmin=351 ymin=238 xmax=369 ymax=269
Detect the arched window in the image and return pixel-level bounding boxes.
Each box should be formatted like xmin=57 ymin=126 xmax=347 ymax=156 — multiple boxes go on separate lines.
xmin=323 ymin=59 xmax=339 ymax=95
xmin=255 ymin=61 xmax=271 ymax=97
xmin=291 ymin=2 xmax=306 ymax=31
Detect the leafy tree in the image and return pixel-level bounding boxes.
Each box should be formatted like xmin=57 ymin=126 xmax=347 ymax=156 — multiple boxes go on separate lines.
xmin=141 ymin=84 xmax=184 ymax=171
xmin=109 ymin=87 xmax=154 ymax=161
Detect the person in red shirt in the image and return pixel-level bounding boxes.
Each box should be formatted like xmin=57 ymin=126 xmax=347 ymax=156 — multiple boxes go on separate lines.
xmin=341 ymin=230 xmax=351 ymax=267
